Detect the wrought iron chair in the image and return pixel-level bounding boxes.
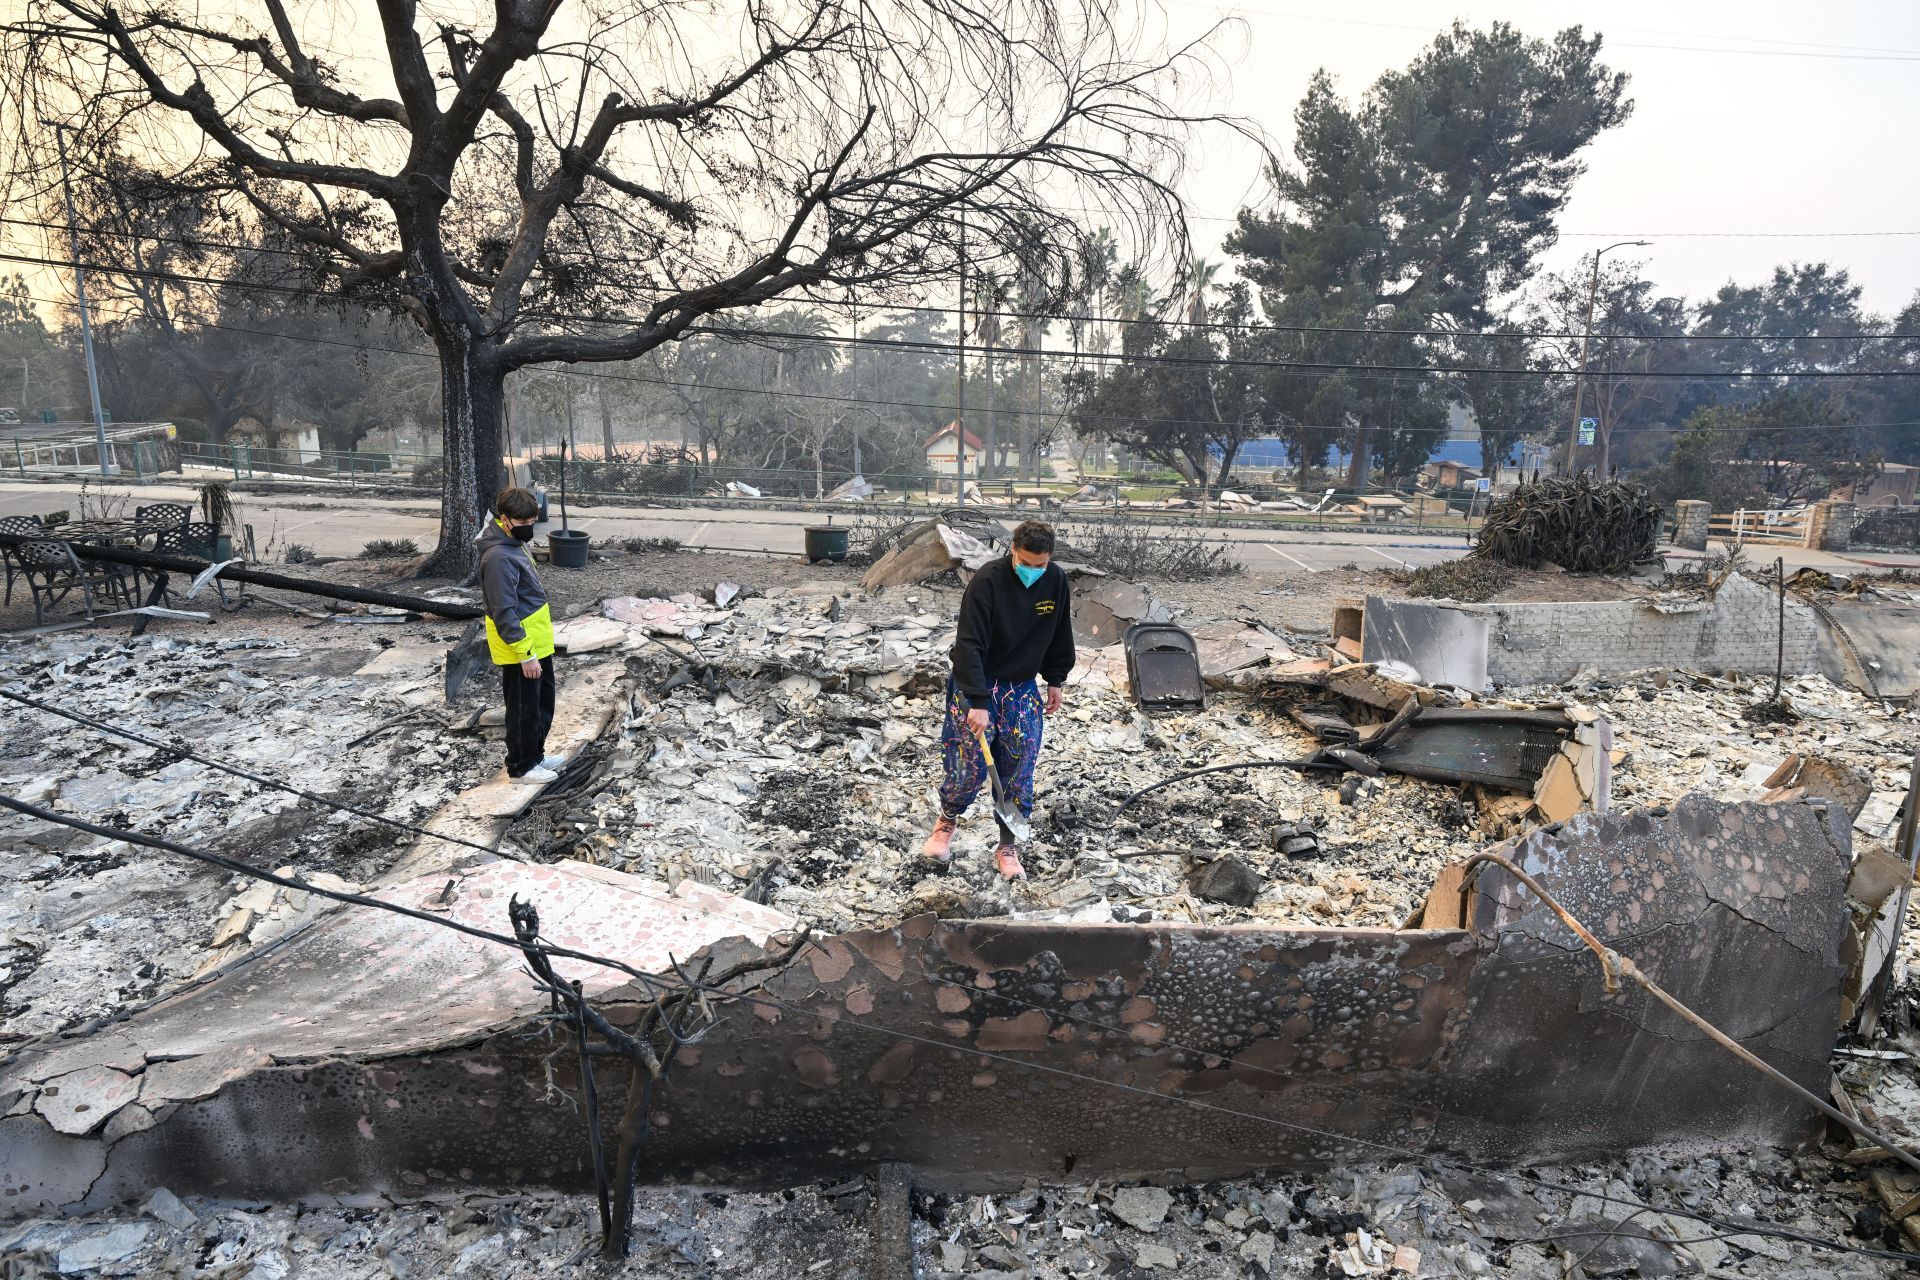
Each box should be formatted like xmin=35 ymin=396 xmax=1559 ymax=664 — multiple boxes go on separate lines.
xmin=134 ymin=503 xmax=191 ymax=529
xmin=151 ymin=522 xmax=232 ymax=606
xmin=17 ymin=538 xmax=135 ymax=626
xmin=0 ymin=514 xmax=45 ymax=605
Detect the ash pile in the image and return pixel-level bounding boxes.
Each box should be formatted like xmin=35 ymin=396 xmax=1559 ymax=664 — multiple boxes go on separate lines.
xmin=5 ymin=545 xmax=1920 ymax=1280
xmin=504 ymin=569 xmax=1914 ymax=943
xmin=0 ymin=631 xmax=493 ymax=1041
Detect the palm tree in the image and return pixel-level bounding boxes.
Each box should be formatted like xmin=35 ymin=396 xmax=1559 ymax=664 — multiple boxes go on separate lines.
xmin=1108 ymin=264 xmax=1157 ymax=325
xmin=767 ymin=310 xmax=840 ymax=496
xmin=1013 ymin=254 xmax=1055 ymax=482
xmin=1176 ymin=257 xmax=1220 ymax=325
xmin=972 ymin=272 xmax=1010 ymax=479
xmin=1068 ymin=230 xmax=1116 ymax=471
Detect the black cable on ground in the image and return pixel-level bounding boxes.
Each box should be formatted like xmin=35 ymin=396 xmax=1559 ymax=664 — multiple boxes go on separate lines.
xmin=0 ymin=685 xmax=504 ymax=860
xmin=5 ymin=794 xmax=1917 ymax=1266
xmin=0 ymin=793 xmax=658 ymax=991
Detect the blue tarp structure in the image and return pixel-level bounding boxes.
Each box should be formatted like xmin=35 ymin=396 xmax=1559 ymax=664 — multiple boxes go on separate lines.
xmin=1225 ymin=438 xmax=1513 ymax=468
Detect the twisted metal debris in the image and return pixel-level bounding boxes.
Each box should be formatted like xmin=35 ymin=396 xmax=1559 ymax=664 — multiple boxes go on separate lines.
xmin=1470 ymin=476 xmax=1662 ymax=574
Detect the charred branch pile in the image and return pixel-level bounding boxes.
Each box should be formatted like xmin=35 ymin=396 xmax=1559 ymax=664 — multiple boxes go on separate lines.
xmin=1470 ymin=476 xmax=1661 ymax=575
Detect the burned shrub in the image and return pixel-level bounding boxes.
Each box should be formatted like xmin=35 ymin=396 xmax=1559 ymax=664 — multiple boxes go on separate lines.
xmin=1056 ymin=516 xmax=1242 ymax=581
xmin=1470 ymin=475 xmax=1660 ymax=575
xmin=1385 ymin=558 xmax=1508 ymax=603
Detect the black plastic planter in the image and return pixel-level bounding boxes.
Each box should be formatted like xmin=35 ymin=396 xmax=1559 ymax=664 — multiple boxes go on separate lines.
xmin=548 ymin=528 xmax=590 ymax=568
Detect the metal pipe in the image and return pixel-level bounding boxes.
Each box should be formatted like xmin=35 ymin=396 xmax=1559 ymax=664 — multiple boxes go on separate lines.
xmin=42 ymin=122 xmax=111 ymax=478
xmin=1565 ymin=240 xmax=1648 ymax=476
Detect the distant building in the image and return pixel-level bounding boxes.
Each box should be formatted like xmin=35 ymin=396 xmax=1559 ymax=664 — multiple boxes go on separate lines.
xmin=232 ymin=416 xmax=322 ymax=463
xmin=1419 ymin=459 xmax=1482 ymax=491
xmin=924 ymin=421 xmax=1014 ymax=490
xmin=1838 ymin=463 xmax=1918 ymax=507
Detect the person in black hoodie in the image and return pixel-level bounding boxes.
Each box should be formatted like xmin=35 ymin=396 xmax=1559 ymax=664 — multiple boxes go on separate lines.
xmin=922 ymin=519 xmax=1074 ymax=878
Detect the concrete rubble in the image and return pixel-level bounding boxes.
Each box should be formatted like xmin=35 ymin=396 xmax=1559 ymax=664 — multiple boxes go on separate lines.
xmin=3 ymin=563 xmax=1919 ymax=1277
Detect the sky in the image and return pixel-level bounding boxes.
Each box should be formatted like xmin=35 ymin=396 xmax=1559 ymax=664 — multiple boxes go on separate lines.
xmin=1159 ymin=0 xmax=1920 ymax=316
xmin=10 ymin=1 xmax=1916 ymax=327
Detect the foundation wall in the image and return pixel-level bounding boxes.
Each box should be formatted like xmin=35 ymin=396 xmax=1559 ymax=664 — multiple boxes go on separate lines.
xmin=1463 ymin=574 xmax=1819 ymax=687
xmin=0 ymin=798 xmax=1851 ymax=1211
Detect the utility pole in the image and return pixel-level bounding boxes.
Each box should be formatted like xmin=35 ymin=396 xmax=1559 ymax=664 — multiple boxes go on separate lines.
xmin=955 ymin=214 xmax=967 ymax=505
xmin=42 ymin=121 xmax=111 ymax=476
xmin=1566 ymin=239 xmax=1649 ymax=477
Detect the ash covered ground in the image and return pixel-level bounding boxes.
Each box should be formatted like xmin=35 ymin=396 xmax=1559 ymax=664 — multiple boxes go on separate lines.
xmin=4 ymin=547 xmax=1920 ymax=1278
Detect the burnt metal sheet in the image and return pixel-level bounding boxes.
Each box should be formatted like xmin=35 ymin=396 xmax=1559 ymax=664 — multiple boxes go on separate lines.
xmin=1360 ymin=596 xmax=1490 ymax=690
xmin=1369 ymin=715 xmax=1571 ymax=790
xmin=0 ymin=798 xmax=1851 ymax=1211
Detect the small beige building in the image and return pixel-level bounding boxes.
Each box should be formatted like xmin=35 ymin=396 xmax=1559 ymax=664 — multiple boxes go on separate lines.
xmin=924 ymin=420 xmax=983 ymax=491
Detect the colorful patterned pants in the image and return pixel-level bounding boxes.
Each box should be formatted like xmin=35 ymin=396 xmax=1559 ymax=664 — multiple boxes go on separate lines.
xmin=938 ymin=677 xmax=1044 ymax=821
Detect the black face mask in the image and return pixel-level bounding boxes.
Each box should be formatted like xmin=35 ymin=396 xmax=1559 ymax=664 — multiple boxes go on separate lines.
xmin=507 ymin=522 xmax=536 ymax=542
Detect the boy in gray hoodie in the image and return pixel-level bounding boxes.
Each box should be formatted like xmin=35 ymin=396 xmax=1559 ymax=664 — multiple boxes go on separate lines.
xmin=479 ymin=487 xmax=564 ymax=782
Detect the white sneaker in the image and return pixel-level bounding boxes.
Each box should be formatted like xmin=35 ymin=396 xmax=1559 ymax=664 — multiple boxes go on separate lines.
xmin=537 ymin=754 xmax=568 ymax=771
xmin=516 ymin=766 xmax=560 ymax=784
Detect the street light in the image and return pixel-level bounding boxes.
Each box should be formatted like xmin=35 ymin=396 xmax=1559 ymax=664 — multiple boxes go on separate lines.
xmin=1566 ymin=239 xmax=1650 ymax=476
xmin=39 ymin=120 xmax=113 ymax=477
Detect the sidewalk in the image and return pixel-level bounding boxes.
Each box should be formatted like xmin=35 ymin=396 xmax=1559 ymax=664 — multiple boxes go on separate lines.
xmin=1662 ymin=538 xmax=1920 ymax=574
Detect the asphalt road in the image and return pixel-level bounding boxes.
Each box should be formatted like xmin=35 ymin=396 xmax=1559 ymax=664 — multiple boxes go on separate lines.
xmin=10 ymin=476 xmax=1918 ymax=574
xmin=0 ymin=478 xmax=1473 ymax=572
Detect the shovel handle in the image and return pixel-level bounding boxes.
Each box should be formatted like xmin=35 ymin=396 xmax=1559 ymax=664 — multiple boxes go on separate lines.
xmin=975 ymin=728 xmax=996 ymax=768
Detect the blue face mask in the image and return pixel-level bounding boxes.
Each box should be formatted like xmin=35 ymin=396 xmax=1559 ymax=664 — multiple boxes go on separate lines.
xmin=1013 ymin=561 xmax=1046 ymax=589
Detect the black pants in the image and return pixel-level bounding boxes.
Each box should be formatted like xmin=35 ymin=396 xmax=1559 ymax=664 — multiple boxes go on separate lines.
xmin=501 ymin=655 xmax=556 ymax=776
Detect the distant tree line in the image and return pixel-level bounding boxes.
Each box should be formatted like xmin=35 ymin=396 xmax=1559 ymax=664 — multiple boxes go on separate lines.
xmin=7 ymin=8 xmax=1914 ymax=533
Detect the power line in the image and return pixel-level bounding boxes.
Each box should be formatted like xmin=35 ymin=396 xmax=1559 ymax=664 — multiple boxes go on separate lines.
xmin=11 ymin=250 xmax=1917 ymax=386
xmin=1208 ymin=5 xmax=1920 ymax=61
xmin=7 ymin=219 xmax=1918 ymax=344
xmin=21 ymin=289 xmax=1911 ymax=442
xmin=718 ymin=323 xmax=1920 ymax=380
xmin=1560 ymin=230 xmax=1920 ymax=239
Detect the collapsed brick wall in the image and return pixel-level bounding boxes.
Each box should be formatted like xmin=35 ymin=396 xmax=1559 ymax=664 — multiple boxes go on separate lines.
xmin=1464 ymin=574 xmax=1819 ymax=687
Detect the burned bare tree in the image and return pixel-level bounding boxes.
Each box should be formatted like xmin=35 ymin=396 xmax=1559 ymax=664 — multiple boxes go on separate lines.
xmin=5 ymin=0 xmax=1244 ymax=574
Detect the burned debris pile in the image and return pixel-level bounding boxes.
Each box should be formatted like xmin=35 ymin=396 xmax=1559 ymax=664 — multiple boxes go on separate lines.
xmin=0 ymin=633 xmax=492 ymax=1040
xmin=1471 ymin=475 xmax=1663 ymax=574
xmin=3 ymin=543 xmax=1920 ymax=1279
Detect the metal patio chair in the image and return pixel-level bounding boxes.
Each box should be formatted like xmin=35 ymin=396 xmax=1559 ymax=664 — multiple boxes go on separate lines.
xmin=134 ymin=503 xmax=191 ymax=529
xmin=151 ymin=522 xmax=233 ymax=606
xmin=0 ymin=514 xmax=45 ymax=605
xmin=17 ymin=538 xmax=135 ymax=627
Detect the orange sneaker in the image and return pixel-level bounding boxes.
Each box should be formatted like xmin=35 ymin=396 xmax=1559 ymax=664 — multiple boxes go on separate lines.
xmin=993 ymin=843 xmax=1026 ymax=880
xmin=921 ymin=816 xmax=958 ymax=864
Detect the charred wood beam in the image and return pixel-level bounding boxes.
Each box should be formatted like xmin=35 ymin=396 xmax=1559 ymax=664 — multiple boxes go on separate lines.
xmin=0 ymin=536 xmax=483 ymax=620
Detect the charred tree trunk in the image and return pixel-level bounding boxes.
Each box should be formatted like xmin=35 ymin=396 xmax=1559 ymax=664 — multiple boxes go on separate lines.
xmin=1215 ymin=437 xmax=1242 ymax=488
xmin=424 ymin=330 xmax=506 ymax=578
xmin=1345 ymin=414 xmax=1375 ymax=490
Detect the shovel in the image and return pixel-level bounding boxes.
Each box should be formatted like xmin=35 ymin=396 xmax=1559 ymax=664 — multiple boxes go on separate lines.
xmin=975 ymin=729 xmax=1031 ymax=846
